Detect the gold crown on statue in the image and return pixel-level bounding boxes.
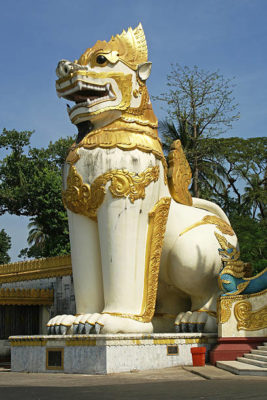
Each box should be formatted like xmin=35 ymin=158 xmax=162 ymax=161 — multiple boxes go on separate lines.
xmin=78 ymin=23 xmax=148 ymax=70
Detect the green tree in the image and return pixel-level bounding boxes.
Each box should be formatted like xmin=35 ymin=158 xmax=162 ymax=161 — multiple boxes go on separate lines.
xmin=27 ymin=217 xmax=48 ymax=248
xmin=186 ymin=136 xmax=266 ymax=273
xmin=0 ymin=228 xmax=11 ymax=264
xmin=231 ymin=216 xmax=267 ymax=273
xmin=155 ymin=64 xmax=239 ymax=197
xmin=0 ymin=129 xmax=74 ymax=258
xmin=206 ymin=137 xmax=267 ymax=219
xmin=155 ymin=64 xmax=266 ymax=273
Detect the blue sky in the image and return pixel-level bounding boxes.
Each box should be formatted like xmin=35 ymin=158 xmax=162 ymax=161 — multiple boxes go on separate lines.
xmin=1 ymin=0 xmax=266 ymax=261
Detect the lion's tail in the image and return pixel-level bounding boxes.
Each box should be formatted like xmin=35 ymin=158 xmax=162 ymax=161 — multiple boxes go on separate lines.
xmin=192 ymin=198 xmax=231 ymax=225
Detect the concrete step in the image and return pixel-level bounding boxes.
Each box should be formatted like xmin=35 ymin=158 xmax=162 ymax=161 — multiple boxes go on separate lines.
xmin=243 ymin=353 xmax=267 ymax=362
xmin=257 ymin=346 xmax=267 ymax=351
xmin=216 ymin=360 xmax=267 ymax=376
xmin=252 ymin=349 xmax=267 ymax=356
xmin=237 ymin=356 xmax=267 ymax=368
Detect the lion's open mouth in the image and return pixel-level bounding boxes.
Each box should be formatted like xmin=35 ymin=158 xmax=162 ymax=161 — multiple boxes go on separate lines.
xmin=58 ymin=81 xmax=116 ymax=111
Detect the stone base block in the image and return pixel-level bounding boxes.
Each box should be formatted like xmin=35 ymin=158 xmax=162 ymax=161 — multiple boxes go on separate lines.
xmin=210 ymin=337 xmax=266 ymax=365
xmin=10 ymin=333 xmax=217 ymax=374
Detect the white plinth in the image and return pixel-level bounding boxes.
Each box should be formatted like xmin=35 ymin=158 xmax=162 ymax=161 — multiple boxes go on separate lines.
xmin=9 ymin=333 xmax=217 ymax=374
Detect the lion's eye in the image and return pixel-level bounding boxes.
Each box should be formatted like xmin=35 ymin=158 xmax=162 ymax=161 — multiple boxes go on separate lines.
xmin=96 ymin=55 xmax=107 ymax=65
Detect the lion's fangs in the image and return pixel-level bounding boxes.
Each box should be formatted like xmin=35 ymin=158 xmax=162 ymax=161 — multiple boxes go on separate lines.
xmin=63 ymin=82 xmax=115 ymax=114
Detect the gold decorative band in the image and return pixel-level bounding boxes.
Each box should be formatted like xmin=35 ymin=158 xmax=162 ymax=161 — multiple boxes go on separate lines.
xmin=66 ymin=338 xmax=96 ymax=346
xmin=234 ymin=300 xmax=267 ymax=331
xmin=0 ymin=288 xmax=54 ymax=305
xmin=66 ymin=130 xmax=164 ymax=164
xmin=141 ymin=197 xmax=171 ymax=321
xmin=102 ymin=197 xmax=171 ymax=322
xmin=180 ymin=215 xmax=235 ymax=237
xmin=63 ymin=165 xmax=160 ymax=221
xmin=10 ymin=339 xmax=48 ymax=347
xmin=194 ymin=309 xmax=217 ymax=318
xmin=65 ymin=118 xmax=168 ymax=184
xmin=153 ymin=339 xmax=175 ymax=345
xmin=0 ymin=255 xmax=72 ymax=284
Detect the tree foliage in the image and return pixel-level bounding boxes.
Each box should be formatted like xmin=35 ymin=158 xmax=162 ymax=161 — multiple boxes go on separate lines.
xmin=155 ymin=64 xmax=239 ymax=197
xmin=0 ymin=228 xmax=11 ymax=264
xmin=205 ymin=137 xmax=267 ymax=220
xmin=230 ymin=216 xmax=266 ymax=274
xmin=0 ymin=129 xmax=74 ymax=258
xmin=155 ymin=65 xmax=266 ymax=273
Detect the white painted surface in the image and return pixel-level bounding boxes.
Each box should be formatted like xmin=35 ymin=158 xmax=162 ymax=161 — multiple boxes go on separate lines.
xmin=59 ymin=145 xmax=237 ymax=333
xmin=11 ymin=346 xmax=46 ymax=373
xmin=10 ymin=333 xmax=217 ymax=374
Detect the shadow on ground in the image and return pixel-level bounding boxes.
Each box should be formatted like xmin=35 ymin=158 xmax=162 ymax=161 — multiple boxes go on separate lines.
xmin=1 ymin=379 xmax=267 ymax=400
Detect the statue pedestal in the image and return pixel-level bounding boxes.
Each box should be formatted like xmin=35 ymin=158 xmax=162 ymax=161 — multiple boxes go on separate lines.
xmin=210 ymin=289 xmax=267 ymax=364
xmin=10 ymin=333 xmax=217 ymax=374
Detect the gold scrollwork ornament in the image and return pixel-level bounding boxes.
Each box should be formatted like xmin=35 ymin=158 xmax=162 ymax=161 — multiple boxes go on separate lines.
xmin=63 ymin=165 xmax=160 ymax=221
xmin=234 ymin=300 xmax=267 ymax=331
xmin=217 ymin=296 xmax=237 ymax=324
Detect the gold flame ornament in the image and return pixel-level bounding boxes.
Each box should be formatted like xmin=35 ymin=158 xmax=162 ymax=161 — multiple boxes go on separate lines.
xmin=167 ymin=140 xmax=192 ymax=206
xmin=78 ymin=23 xmax=148 ymax=70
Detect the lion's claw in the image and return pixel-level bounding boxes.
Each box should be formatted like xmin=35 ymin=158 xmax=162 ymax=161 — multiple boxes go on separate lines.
xmin=174 ymin=310 xmax=216 ymax=333
xmin=85 ymin=322 xmax=94 ymax=334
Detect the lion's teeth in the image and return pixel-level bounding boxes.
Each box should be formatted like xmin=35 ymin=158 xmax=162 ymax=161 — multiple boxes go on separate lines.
xmin=109 ymin=92 xmax=115 ymax=99
xmin=84 ymin=83 xmax=106 ymax=91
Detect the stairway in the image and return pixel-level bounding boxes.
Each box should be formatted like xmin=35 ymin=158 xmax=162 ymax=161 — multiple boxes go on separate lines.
xmin=216 ymin=342 xmax=267 ymax=376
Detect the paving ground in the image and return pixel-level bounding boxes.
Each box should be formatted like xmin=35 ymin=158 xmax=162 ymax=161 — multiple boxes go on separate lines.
xmin=0 ymin=365 xmax=266 ymax=400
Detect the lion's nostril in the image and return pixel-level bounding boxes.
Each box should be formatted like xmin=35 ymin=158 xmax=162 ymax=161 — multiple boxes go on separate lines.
xmin=56 ymin=60 xmax=74 ymax=78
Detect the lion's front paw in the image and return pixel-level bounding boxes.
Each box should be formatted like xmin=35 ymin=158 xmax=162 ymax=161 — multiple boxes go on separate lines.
xmin=51 ymin=313 xmax=107 ymax=335
xmin=47 ymin=314 xmax=95 ymax=335
xmin=174 ymin=310 xmax=217 ymax=333
xmin=88 ymin=313 xmax=153 ymax=334
xmin=47 ymin=313 xmax=153 ymax=335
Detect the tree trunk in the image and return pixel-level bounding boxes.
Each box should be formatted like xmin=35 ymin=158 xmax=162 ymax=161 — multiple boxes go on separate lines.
xmin=193 ymin=165 xmax=199 ymax=198
xmin=192 ymin=123 xmax=199 ymax=198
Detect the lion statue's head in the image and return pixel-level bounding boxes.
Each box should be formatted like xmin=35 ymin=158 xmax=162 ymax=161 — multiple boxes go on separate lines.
xmin=55 ymin=23 xmax=152 ymax=131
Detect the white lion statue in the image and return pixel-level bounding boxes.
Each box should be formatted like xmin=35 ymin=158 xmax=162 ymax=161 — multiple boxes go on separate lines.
xmin=47 ymin=24 xmax=237 ymax=335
